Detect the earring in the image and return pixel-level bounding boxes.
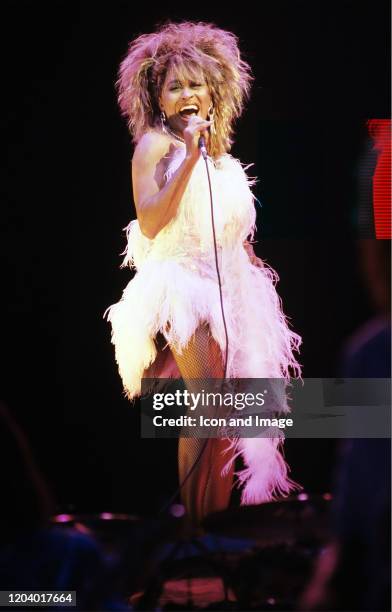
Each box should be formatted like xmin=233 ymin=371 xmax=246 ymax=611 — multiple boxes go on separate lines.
xmin=208 ymin=106 xmax=216 ymax=136
xmin=160 ymin=110 xmax=167 ymax=130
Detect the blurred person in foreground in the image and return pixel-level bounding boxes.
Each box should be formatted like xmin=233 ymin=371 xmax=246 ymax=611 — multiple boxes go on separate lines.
xmin=299 ymin=237 xmax=391 ymax=611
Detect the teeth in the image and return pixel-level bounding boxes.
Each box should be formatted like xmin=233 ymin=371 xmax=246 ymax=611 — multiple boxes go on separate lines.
xmin=180 ymin=105 xmax=199 ymax=112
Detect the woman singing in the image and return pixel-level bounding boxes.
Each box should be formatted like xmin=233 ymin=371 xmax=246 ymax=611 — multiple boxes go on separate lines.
xmin=105 ymin=21 xmax=301 ymax=525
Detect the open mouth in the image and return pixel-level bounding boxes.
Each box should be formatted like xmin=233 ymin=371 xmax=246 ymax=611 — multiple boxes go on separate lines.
xmin=179 ymin=104 xmax=200 ymax=118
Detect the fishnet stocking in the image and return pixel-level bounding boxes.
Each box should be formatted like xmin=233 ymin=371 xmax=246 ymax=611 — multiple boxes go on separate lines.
xmin=169 ymin=323 xmax=234 ymax=526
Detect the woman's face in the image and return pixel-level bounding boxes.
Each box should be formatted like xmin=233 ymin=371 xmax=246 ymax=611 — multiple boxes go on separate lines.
xmin=159 ymin=66 xmax=212 ymax=136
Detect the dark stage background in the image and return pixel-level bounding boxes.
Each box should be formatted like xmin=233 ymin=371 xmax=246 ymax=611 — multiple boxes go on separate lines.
xmin=2 ymin=1 xmax=390 ymax=516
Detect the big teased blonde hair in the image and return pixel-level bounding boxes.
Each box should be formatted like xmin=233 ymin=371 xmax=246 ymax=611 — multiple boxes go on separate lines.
xmin=116 ymin=21 xmax=253 ymax=159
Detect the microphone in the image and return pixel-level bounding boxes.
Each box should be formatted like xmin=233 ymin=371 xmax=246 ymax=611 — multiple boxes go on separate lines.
xmin=198 ymin=135 xmax=208 ymax=160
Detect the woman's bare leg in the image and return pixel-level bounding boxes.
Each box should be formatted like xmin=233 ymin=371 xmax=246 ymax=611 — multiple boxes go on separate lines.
xmin=169 ymin=323 xmax=234 ymax=526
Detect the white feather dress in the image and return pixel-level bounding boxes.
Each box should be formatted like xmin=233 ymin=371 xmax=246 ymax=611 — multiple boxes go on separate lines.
xmin=105 ymin=144 xmax=302 ymax=504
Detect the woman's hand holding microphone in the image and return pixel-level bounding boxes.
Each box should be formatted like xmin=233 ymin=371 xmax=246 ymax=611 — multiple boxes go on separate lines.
xmin=183 ymin=115 xmax=211 ymax=162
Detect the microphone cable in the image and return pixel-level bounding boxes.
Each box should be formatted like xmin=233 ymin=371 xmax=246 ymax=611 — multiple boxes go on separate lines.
xmin=158 ymin=140 xmax=230 ymax=516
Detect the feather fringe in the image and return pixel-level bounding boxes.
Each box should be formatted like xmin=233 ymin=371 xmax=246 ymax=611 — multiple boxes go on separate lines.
xmin=222 ymin=435 xmax=301 ymax=504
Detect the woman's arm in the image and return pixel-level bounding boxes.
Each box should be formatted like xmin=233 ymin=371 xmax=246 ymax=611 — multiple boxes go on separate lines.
xmin=132 ymin=118 xmax=210 ymax=240
xmin=132 ymin=132 xmax=196 ymax=239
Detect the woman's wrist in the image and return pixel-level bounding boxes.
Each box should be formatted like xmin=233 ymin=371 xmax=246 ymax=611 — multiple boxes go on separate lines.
xmin=184 ymin=152 xmax=200 ymax=166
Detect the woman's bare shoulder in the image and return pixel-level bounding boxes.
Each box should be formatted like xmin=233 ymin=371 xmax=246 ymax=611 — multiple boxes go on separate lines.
xmin=132 ymin=130 xmax=172 ymax=163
